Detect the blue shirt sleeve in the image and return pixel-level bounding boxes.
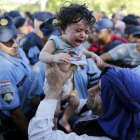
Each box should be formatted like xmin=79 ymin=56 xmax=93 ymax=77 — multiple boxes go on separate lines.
xmin=0 ymin=69 xmax=20 ymax=110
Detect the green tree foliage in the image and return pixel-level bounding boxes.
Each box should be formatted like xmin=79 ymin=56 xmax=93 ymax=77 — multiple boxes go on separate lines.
xmin=17 ymin=2 xmax=40 ymax=15
xmin=45 ymin=0 xmax=140 ymax=15
xmin=0 ymin=0 xmax=140 ymax=16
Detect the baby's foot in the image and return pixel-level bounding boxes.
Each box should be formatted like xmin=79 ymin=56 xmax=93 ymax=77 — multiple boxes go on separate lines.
xmin=59 ymin=119 xmax=72 ymax=133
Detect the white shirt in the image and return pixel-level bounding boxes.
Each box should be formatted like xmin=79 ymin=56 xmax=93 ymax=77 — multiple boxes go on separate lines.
xmin=28 ymin=99 xmax=111 ymax=140
xmin=108 ymin=43 xmax=140 ymax=67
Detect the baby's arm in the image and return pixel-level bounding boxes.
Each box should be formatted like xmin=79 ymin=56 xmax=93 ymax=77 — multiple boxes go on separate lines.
xmin=83 ymin=49 xmax=102 ymax=66
xmin=39 ymin=40 xmax=71 ymax=64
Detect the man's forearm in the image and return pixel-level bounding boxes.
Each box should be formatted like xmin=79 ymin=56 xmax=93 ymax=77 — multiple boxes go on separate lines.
xmin=98 ymin=61 xmax=110 ymax=70
xmin=98 ymin=61 xmax=122 ymax=70
xmin=10 ymin=107 xmax=29 ymax=136
xmin=44 ymin=86 xmax=63 ymax=99
xmin=31 ymin=96 xmax=41 ymax=109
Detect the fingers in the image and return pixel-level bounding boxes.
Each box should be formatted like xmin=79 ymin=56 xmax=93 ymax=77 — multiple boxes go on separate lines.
xmin=94 ymin=55 xmax=103 ymax=66
xmin=88 ymin=87 xmax=95 ymax=96
xmin=60 ymin=53 xmax=71 ymax=64
xmin=60 ymin=58 xmax=70 ymax=64
xmin=96 ymin=58 xmax=103 ymax=66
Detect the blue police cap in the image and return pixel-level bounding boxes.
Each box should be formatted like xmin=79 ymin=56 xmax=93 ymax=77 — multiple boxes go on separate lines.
xmin=131 ymin=26 xmax=140 ymax=36
xmin=123 ymin=15 xmax=139 ymax=26
xmin=20 ymin=32 xmax=43 ymax=65
xmin=13 ymin=16 xmax=26 ymax=28
xmin=95 ymin=18 xmax=114 ymax=30
xmin=6 ymin=11 xmax=21 ymax=19
xmin=34 ymin=12 xmax=54 ymax=21
xmin=40 ymin=16 xmax=61 ymax=38
xmin=0 ymin=16 xmax=21 ymax=42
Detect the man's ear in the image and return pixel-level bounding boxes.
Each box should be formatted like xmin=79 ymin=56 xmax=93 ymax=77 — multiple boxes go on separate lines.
xmin=107 ymin=28 xmax=112 ymax=33
xmin=59 ymin=26 xmax=66 ymax=34
xmin=41 ymin=37 xmax=48 ymax=45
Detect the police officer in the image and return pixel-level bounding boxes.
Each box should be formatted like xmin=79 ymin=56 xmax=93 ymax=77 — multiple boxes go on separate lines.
xmin=13 ymin=16 xmax=28 ymax=40
xmin=28 ymin=16 xmax=60 ymax=108
xmin=20 ymin=12 xmax=54 ymax=66
xmin=0 ymin=16 xmax=34 ymax=140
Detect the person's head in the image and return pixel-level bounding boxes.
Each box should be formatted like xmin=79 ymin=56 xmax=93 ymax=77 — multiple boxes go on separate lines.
xmin=24 ymin=11 xmax=32 ymax=20
xmin=24 ymin=11 xmax=34 ymax=29
xmin=120 ymin=4 xmax=126 ymax=11
xmin=123 ymin=15 xmax=139 ymax=27
xmin=94 ymin=18 xmax=114 ymax=45
xmin=87 ymin=28 xmax=98 ymax=43
xmin=112 ymin=13 xmax=122 ymax=24
xmin=13 ymin=16 xmax=28 ymax=36
xmin=87 ymin=79 xmax=104 ymax=116
xmin=127 ymin=26 xmax=140 ymax=43
xmin=54 ymin=2 xmax=96 ymax=48
xmin=87 ymin=66 xmax=140 ymax=139
xmin=33 ymin=12 xmax=54 ymax=38
xmin=6 ymin=11 xmax=21 ymax=19
xmin=0 ymin=16 xmax=21 ymax=58
xmin=99 ymin=11 xmax=107 ymax=19
xmin=40 ymin=16 xmax=61 ymax=45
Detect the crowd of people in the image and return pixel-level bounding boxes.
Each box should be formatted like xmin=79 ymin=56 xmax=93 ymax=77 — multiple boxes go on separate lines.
xmin=0 ymin=2 xmax=140 ymax=140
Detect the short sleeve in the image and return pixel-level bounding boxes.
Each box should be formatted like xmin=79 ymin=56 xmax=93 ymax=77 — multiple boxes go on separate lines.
xmin=0 ymin=69 xmax=20 ymax=110
xmin=49 ymin=35 xmax=60 ymax=50
xmin=108 ymin=44 xmax=128 ymax=61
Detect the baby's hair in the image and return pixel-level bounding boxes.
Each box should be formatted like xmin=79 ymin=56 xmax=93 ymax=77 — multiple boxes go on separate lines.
xmin=54 ymin=2 xmax=96 ymax=29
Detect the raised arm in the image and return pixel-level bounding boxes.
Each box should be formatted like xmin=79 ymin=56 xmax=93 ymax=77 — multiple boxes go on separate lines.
xmin=83 ymin=49 xmax=102 ymax=66
xmin=39 ymin=40 xmax=71 ymax=64
xmin=99 ymin=53 xmax=122 ymax=70
xmin=28 ymin=63 xmax=110 ymax=140
xmin=39 ymin=40 xmax=56 ymax=63
xmin=100 ymin=52 xmax=113 ymax=62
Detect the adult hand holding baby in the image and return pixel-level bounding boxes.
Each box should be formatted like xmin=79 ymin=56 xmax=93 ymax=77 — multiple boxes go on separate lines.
xmin=53 ymin=53 xmax=71 ymax=65
xmin=44 ymin=63 xmax=76 ymax=99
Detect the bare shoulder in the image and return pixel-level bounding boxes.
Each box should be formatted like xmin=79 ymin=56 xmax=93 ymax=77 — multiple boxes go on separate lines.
xmin=42 ymin=40 xmax=56 ymax=53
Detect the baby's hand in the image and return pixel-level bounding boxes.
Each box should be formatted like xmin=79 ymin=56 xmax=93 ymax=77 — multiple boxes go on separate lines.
xmin=91 ymin=53 xmax=102 ymax=66
xmin=53 ymin=53 xmax=71 ymax=64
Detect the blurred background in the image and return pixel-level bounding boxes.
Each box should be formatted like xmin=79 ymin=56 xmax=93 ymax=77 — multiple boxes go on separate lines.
xmin=0 ymin=0 xmax=140 ymax=17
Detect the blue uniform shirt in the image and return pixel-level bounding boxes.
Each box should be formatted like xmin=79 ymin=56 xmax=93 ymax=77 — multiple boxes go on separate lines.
xmin=131 ymin=65 xmax=140 ymax=75
xmin=0 ymin=48 xmax=33 ymax=117
xmin=28 ymin=61 xmax=45 ymax=100
xmin=74 ymin=58 xmax=101 ymax=99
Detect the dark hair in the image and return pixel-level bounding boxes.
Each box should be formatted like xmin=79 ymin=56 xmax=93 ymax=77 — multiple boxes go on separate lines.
xmin=25 ymin=11 xmax=32 ymax=19
xmin=54 ymin=2 xmax=96 ymax=29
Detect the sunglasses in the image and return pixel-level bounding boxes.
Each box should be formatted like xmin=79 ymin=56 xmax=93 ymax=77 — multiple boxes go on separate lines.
xmin=92 ymin=28 xmax=107 ymax=33
xmin=1 ymin=35 xmax=19 ymax=47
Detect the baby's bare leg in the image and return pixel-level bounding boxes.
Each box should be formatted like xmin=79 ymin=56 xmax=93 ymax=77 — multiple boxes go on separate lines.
xmin=53 ymin=97 xmax=61 ymax=130
xmin=59 ymin=96 xmax=80 ymax=132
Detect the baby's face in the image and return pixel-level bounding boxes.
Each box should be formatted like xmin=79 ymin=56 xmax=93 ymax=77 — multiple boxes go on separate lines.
xmin=62 ymin=20 xmax=90 ymax=48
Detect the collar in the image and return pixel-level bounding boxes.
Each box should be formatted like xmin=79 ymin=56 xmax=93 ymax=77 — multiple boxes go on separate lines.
xmin=108 ymin=35 xmax=114 ymax=44
xmin=0 ymin=48 xmax=22 ymax=66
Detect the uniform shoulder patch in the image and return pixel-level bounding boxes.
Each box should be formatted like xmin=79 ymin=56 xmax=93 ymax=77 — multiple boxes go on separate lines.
xmin=0 ymin=81 xmax=13 ymax=104
xmin=0 ymin=81 xmax=11 ymax=90
xmin=1 ymin=91 xmax=13 ymax=104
